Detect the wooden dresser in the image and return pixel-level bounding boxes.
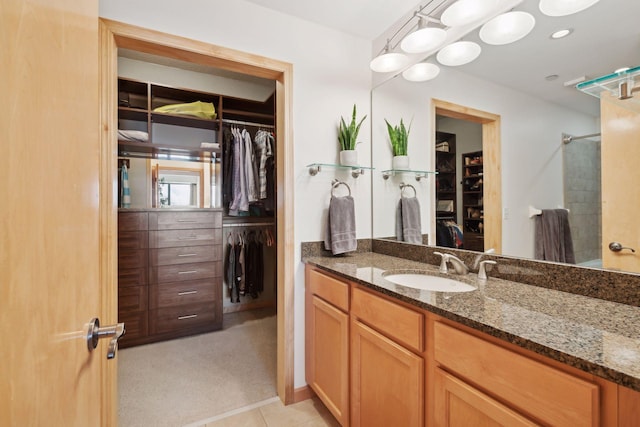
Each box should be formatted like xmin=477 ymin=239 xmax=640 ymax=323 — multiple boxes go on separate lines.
xmin=118 ymin=209 xmax=223 ymax=348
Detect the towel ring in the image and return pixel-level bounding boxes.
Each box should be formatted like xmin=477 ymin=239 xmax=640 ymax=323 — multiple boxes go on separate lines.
xmin=400 ymin=182 xmax=417 ymax=198
xmin=331 ymin=179 xmax=351 ymax=197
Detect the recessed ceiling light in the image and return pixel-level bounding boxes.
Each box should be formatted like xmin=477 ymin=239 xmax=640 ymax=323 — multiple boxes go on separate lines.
xmin=539 ymin=0 xmax=600 ymax=17
xmin=550 ymin=28 xmax=573 ymax=39
xmin=545 ymin=74 xmax=559 ymax=81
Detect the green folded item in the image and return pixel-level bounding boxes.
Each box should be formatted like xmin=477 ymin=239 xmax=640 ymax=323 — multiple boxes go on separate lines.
xmin=153 ymin=101 xmax=216 ymax=119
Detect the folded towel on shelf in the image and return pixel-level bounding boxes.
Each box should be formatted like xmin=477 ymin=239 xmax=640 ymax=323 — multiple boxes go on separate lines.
xmin=324 ymin=195 xmax=357 ymax=255
xmin=118 ymin=130 xmax=149 ymax=142
xmin=153 ymin=101 xmax=216 ymax=119
xmin=396 ymin=197 xmax=422 ymax=244
xmin=534 ymin=209 xmax=575 ymax=263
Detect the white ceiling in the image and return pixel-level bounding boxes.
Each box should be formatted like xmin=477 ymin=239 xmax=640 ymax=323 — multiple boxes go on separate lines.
xmin=244 ymin=0 xmax=640 ymax=116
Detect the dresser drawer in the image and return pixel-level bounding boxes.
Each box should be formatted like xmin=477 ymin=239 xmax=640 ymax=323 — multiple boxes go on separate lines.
xmin=148 ymin=211 xmax=222 ymax=230
xmin=150 ymin=261 xmax=220 ymax=284
xmin=118 ymin=248 xmax=148 ymax=269
xmin=118 ymin=212 xmax=148 ymax=231
xmin=118 ymin=267 xmax=148 ymax=287
xmin=149 ymin=228 xmax=221 ymax=248
xmin=118 ymin=231 xmax=148 ymax=250
xmin=118 ymin=285 xmax=148 ymax=313
xmin=351 ymin=287 xmax=424 ymax=353
xmin=149 ymin=245 xmax=221 ymax=266
xmin=118 ymin=310 xmax=148 ymax=344
xmin=149 ymin=302 xmax=218 ymax=334
xmin=306 ymin=267 xmax=349 ymax=312
xmin=433 ymin=321 xmax=599 ymax=426
xmin=149 ymin=278 xmax=219 ymax=309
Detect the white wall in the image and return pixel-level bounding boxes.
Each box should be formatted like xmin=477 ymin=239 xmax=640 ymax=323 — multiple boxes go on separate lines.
xmin=100 ymin=0 xmax=372 ymax=389
xmin=371 ymin=67 xmax=598 ymax=258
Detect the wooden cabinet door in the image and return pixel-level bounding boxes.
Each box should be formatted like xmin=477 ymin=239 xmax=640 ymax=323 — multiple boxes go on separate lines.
xmin=351 ymin=320 xmax=423 ymax=427
xmin=306 ymin=295 xmax=349 ymax=426
xmin=434 ymin=368 xmax=539 ymax=427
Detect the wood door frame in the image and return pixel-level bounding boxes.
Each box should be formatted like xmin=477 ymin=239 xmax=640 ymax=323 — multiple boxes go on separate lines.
xmin=431 ymin=99 xmax=502 ymax=253
xmin=99 ymin=20 xmax=295 ymax=423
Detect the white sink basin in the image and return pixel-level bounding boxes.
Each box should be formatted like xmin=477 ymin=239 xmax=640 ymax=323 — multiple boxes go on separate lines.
xmin=383 ymin=273 xmax=476 ymax=293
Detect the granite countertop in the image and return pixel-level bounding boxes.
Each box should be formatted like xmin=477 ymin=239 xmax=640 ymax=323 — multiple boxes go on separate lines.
xmin=305 ymin=252 xmax=640 ymax=392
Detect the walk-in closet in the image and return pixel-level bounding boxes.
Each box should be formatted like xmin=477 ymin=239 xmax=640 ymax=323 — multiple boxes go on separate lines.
xmin=115 ymin=49 xmax=279 ymax=426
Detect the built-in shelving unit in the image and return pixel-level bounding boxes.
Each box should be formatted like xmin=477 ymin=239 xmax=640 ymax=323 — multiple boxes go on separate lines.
xmin=435 ymin=131 xmax=457 ymax=219
xmin=462 ymin=150 xmax=484 ymax=251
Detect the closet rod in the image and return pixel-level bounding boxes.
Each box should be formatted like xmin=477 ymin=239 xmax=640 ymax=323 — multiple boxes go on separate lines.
xmin=223 ymin=221 xmax=275 ymax=228
xmin=222 ymin=118 xmax=275 ymax=129
xmin=562 ymin=132 xmax=601 ymax=144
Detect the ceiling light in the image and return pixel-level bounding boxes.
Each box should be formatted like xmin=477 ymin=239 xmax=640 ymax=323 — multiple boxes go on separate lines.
xmin=550 ymin=28 xmax=573 ymax=39
xmin=402 ymin=63 xmax=440 ymax=82
xmin=400 ymin=19 xmax=447 ymax=54
xmin=437 ymin=41 xmax=481 ymax=66
xmin=479 ymin=11 xmax=535 ymax=45
xmin=539 ymin=0 xmax=600 ymax=17
xmin=441 ymin=0 xmax=500 ymax=27
xmin=370 ymin=45 xmax=409 ymax=73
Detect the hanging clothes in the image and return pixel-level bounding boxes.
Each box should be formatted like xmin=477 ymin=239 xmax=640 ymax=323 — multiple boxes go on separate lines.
xmin=223 ymin=228 xmax=270 ymax=303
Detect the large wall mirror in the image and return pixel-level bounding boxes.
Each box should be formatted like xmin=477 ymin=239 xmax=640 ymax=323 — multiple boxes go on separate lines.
xmin=371 ymin=0 xmax=640 ymax=274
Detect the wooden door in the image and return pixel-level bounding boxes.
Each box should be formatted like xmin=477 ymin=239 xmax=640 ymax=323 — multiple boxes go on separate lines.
xmin=1 ymin=1 xmax=113 ymax=426
xmin=601 ymin=93 xmax=640 ymax=273
xmin=306 ymin=296 xmax=349 ymax=426
xmin=350 ymin=320 xmax=423 ymax=427
xmin=433 ymin=368 xmax=539 ymax=427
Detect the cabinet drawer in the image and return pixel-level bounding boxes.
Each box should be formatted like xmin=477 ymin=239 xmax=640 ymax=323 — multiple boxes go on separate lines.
xmin=150 ymin=302 xmax=218 ymax=334
xmin=150 ymin=261 xmax=220 ymax=284
xmin=118 ymin=267 xmax=148 ymax=287
xmin=118 ymin=248 xmax=148 ymax=269
xmin=149 ymin=245 xmax=221 ymax=266
xmin=118 ymin=310 xmax=148 ymax=345
xmin=148 ymin=211 xmax=222 ymax=230
xmin=118 ymin=286 xmax=148 ymax=313
xmin=149 ymin=228 xmax=221 ymax=248
xmin=118 ymin=212 xmax=148 ymax=231
xmin=149 ymin=278 xmax=219 ymax=309
xmin=118 ymin=231 xmax=148 ymax=250
xmin=434 ymin=321 xmax=599 ymax=427
xmin=306 ymin=267 xmax=349 ymax=312
xmin=352 ymin=287 xmax=424 ymax=353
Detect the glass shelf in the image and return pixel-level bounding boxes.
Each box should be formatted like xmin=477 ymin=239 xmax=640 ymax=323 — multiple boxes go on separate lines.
xmin=576 ymin=65 xmax=640 ymax=99
xmin=381 ymin=169 xmax=438 ymax=181
xmin=306 ymin=163 xmax=374 ymax=178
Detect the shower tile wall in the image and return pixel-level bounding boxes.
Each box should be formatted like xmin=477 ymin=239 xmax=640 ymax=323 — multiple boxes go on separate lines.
xmin=563 ymin=139 xmax=601 ymax=264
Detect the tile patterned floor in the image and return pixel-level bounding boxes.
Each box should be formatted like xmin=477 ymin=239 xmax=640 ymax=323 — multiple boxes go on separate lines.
xmin=194 ymin=397 xmax=340 ymax=427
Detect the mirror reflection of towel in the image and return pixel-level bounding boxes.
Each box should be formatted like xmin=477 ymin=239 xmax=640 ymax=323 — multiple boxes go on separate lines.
xmin=396 ymin=197 xmax=422 ymax=244
xmin=534 ymin=209 xmax=575 ymax=263
xmin=324 ymin=195 xmax=357 ymax=255
xmin=120 ymin=164 xmax=131 ymax=208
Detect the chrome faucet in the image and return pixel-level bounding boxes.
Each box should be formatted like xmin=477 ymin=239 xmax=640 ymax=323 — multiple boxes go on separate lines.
xmin=433 ymin=251 xmax=468 ymax=275
xmin=472 ymin=248 xmax=495 ymax=270
xmin=478 ymin=260 xmax=497 ymax=280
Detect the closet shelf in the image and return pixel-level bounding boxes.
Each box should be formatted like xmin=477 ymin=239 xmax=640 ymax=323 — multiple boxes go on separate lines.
xmin=306 ymin=163 xmax=374 ymax=178
xmin=381 ymin=168 xmax=437 ymax=181
xmin=118 ymin=140 xmax=220 ymax=162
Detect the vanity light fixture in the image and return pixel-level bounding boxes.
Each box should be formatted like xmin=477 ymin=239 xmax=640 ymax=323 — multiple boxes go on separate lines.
xmin=402 ymin=62 xmax=440 ymax=82
xmin=441 ymin=0 xmax=500 ymax=27
xmin=400 ymin=17 xmax=447 ymax=54
xmin=479 ymin=11 xmax=535 ymax=45
xmin=370 ymin=42 xmax=409 ymax=73
xmin=539 ymin=0 xmax=601 ymax=17
xmin=437 ymin=41 xmax=481 ymax=67
xmin=550 ymin=28 xmax=573 ymax=39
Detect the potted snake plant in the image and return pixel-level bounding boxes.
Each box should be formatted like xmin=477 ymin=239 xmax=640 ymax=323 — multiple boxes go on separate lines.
xmin=338 ymin=104 xmax=367 ymax=166
xmin=385 ymin=118 xmax=412 ymax=169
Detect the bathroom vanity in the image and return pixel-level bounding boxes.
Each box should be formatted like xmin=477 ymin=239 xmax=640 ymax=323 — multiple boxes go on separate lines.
xmin=304 ymin=251 xmax=640 ymax=427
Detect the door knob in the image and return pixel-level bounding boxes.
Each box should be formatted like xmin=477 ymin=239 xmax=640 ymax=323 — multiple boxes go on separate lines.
xmin=608 ymin=242 xmax=636 ymax=253
xmin=86 ymin=318 xmax=125 ymax=359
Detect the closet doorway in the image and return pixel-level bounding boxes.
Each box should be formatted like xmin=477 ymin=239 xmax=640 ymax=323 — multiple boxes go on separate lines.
xmin=431 ymin=99 xmax=502 ymax=253
xmin=99 ymin=19 xmax=295 ymax=423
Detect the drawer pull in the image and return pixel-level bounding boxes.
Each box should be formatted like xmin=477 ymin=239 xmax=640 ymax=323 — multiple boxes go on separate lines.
xmin=178 ymin=235 xmax=198 ymax=240
xmin=178 ymin=290 xmax=198 ymax=296
xmin=177 ymin=219 xmax=197 ymax=223
xmin=178 ymin=253 xmax=197 ymax=257
xmin=178 ymin=314 xmax=198 ymax=320
xmin=178 ymin=270 xmax=198 ymax=275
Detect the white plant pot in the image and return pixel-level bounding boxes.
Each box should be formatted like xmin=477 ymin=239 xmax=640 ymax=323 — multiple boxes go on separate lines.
xmin=340 ymin=150 xmax=358 ymax=167
xmin=392 ymin=155 xmax=410 ymax=170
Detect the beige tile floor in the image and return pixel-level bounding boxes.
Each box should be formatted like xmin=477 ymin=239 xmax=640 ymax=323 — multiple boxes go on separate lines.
xmin=194 ymin=397 xmax=340 ymax=427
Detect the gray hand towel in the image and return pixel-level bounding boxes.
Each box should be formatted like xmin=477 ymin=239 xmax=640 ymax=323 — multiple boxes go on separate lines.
xmin=534 ymin=209 xmax=575 ymax=263
xmin=400 ymin=197 xmax=422 ymax=244
xmin=323 ymin=195 xmax=357 ymax=255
